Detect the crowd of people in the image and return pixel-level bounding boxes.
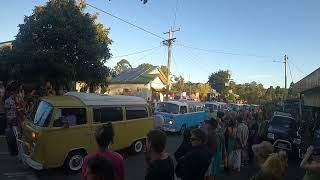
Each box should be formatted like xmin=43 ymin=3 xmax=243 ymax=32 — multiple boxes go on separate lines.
xmin=1 ymin=81 xmax=319 ymax=180
xmin=0 ymin=81 xmax=66 ymax=135
xmin=81 ymin=107 xmax=320 ymax=180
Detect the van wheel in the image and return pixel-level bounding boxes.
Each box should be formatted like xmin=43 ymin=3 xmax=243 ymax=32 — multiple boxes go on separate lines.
xmin=64 ymin=150 xmax=86 ymax=174
xmin=132 ymin=140 xmax=144 ymax=153
xmin=180 ymin=125 xmax=186 ymax=135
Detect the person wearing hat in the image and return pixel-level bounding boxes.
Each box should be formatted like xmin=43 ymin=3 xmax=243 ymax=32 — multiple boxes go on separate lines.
xmin=251 ymin=151 xmax=288 ymax=180
xmin=252 ymin=141 xmax=274 ymax=168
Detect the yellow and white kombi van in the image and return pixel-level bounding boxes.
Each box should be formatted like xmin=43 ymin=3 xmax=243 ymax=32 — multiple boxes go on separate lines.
xmin=19 ymin=92 xmax=153 ymax=173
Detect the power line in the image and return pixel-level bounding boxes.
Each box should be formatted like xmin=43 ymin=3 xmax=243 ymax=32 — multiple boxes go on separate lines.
xmin=171 ymin=50 xmax=181 ymax=76
xmin=176 ymin=43 xmax=280 ymax=60
xmin=86 ymin=3 xmax=165 ymax=40
xmin=287 ymin=60 xmax=294 ymax=83
xmin=135 ymin=45 xmax=164 ymax=64
xmin=109 ymin=45 xmax=163 ymax=59
xmin=289 ymin=60 xmax=307 ymax=76
xmin=176 ymin=46 xmax=214 ymax=74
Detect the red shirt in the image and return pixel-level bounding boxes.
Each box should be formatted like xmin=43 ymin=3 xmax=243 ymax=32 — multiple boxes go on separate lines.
xmin=82 ymin=151 xmax=125 ymax=180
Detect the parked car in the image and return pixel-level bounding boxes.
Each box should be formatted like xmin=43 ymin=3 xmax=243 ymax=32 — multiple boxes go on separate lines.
xmin=264 ymin=111 xmax=302 ymax=158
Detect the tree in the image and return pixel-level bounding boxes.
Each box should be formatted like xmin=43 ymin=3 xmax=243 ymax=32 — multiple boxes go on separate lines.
xmin=137 ymin=63 xmax=153 ymax=69
xmin=112 ymin=59 xmax=132 ymax=76
xmin=6 ymin=0 xmax=112 ymax=87
xmin=287 ymin=82 xmax=297 ymax=98
xmin=198 ymin=83 xmax=210 ymax=100
xmin=208 ymin=70 xmax=230 ymax=99
xmin=172 ymin=75 xmax=185 ymax=92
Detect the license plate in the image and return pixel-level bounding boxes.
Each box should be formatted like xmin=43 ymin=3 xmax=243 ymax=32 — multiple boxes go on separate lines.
xmin=278 ymin=143 xmax=287 ymax=149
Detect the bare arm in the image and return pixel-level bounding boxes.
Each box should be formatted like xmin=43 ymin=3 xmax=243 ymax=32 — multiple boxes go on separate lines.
xmin=300 ymin=146 xmax=313 ymax=168
xmin=304 ymin=163 xmax=320 ymax=174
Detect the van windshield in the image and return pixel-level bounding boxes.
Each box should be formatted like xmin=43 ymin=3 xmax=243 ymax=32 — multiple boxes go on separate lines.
xmin=30 ymin=101 xmax=53 ymax=127
xmin=270 ymin=116 xmax=296 ymax=129
xmin=158 ymin=103 xmax=179 ymax=114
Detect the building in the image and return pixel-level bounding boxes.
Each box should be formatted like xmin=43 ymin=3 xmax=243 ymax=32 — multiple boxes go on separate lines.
xmin=108 ymin=66 xmax=168 ymax=102
xmin=293 ymin=67 xmax=320 ymax=120
xmin=0 ymin=41 xmax=13 ymax=49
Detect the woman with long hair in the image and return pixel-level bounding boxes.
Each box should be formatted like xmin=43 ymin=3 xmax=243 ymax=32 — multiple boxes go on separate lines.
xmin=82 ymin=123 xmax=124 ymax=180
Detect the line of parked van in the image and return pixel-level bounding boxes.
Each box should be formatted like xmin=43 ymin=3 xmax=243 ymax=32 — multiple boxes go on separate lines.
xmin=12 ymin=93 xmax=259 ymax=174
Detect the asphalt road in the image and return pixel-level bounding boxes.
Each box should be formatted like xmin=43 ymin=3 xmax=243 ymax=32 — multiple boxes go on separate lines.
xmin=0 ymin=134 xmax=305 ymax=180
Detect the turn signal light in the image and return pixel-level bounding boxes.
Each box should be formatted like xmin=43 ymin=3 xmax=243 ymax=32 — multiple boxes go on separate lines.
xmin=31 ymin=132 xmax=37 ymax=141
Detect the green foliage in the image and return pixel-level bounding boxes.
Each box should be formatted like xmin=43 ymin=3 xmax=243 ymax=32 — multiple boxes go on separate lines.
xmin=172 ymin=75 xmax=185 ymax=92
xmin=198 ymin=83 xmax=210 ymax=100
xmin=287 ymin=82 xmax=298 ymax=98
xmin=137 ymin=63 xmax=153 ymax=69
xmin=231 ymin=81 xmax=265 ymax=104
xmin=112 ymin=59 xmax=132 ymax=76
xmin=1 ymin=0 xmax=112 ymax=85
xmin=208 ymin=70 xmax=230 ymax=99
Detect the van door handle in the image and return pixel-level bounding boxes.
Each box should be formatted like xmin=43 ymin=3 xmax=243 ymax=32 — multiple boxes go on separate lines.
xmin=85 ymin=133 xmax=92 ymax=136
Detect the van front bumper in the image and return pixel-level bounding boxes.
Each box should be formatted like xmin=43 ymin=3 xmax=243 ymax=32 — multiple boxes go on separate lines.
xmin=22 ymin=153 xmax=43 ymax=170
xmin=17 ymin=139 xmax=43 ymax=170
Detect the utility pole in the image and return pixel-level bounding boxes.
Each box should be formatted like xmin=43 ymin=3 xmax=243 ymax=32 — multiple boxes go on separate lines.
xmin=189 ymin=74 xmax=191 ymax=97
xmin=284 ymin=55 xmax=288 ymax=89
xmin=163 ymin=27 xmax=180 ymax=93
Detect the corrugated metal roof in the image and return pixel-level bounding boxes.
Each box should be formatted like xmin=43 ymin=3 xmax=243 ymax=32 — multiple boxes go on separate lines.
xmin=111 ymin=66 xmax=161 ymax=84
xmin=293 ymin=67 xmax=320 ymax=93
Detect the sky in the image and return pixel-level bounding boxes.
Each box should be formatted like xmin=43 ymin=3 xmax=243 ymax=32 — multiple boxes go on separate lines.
xmin=1 ymin=0 xmax=320 ymax=88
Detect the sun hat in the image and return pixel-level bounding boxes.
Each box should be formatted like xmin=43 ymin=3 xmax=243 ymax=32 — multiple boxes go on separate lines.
xmin=252 ymin=141 xmax=274 ymax=161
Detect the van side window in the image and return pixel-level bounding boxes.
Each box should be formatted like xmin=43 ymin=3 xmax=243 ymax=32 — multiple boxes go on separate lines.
xmin=126 ymin=106 xmax=148 ymax=120
xmin=54 ymin=108 xmax=86 ymax=127
xmin=180 ymin=106 xmax=187 ymax=114
xmin=93 ymin=107 xmax=123 ymax=123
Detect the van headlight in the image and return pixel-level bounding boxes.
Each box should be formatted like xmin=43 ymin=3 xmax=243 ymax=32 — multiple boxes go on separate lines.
xmin=169 ymin=120 xmax=174 ymax=125
xmin=293 ymin=138 xmax=301 ymax=145
xmin=267 ymin=133 xmax=274 ymax=139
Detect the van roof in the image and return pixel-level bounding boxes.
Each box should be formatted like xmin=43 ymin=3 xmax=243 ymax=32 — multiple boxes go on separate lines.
xmin=65 ymin=92 xmax=147 ymax=106
xmin=161 ymin=101 xmax=188 ymax=107
xmin=42 ymin=95 xmax=84 ymax=107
